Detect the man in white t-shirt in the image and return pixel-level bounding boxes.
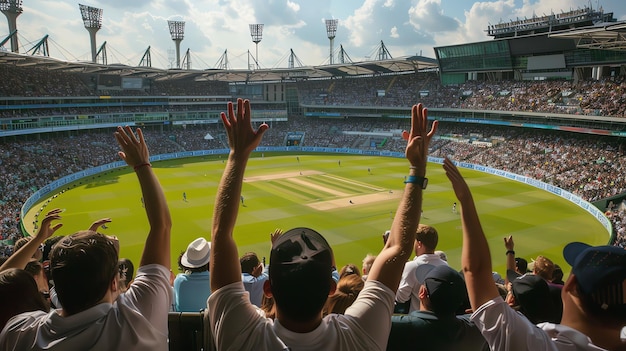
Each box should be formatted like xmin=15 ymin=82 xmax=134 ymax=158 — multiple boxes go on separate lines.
xmin=442 ymin=157 xmax=626 ymax=351
xmin=0 ymin=126 xmax=172 ymax=351
xmin=396 ymin=224 xmax=449 ymax=313
xmin=208 ymin=99 xmax=437 ymax=350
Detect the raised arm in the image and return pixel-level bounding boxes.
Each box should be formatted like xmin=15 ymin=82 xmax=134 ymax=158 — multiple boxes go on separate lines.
xmin=210 ymin=99 xmax=268 ymax=292
xmin=442 ymin=158 xmax=499 ymax=310
xmin=114 ymin=126 xmax=172 ymax=269
xmin=0 ymin=209 xmax=62 ymax=272
xmin=367 ymin=103 xmax=437 ymax=291
xmin=504 ymin=235 xmax=516 ymax=285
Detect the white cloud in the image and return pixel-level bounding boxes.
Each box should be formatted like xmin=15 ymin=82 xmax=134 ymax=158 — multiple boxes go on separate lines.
xmin=286 ymin=1 xmax=300 ymax=12
xmin=408 ymin=0 xmax=460 ymax=33
xmin=390 ymin=26 xmax=399 ymax=38
xmin=343 ymin=0 xmax=378 ymax=48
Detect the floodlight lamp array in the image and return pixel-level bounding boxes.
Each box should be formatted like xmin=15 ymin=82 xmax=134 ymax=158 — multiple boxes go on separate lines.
xmin=326 ymin=19 xmax=338 ymax=39
xmin=249 ymin=24 xmax=264 ymax=43
xmin=0 ymin=0 xmax=23 ymax=13
xmin=168 ymin=20 xmax=185 ymax=40
xmin=79 ymin=4 xmax=102 ymax=29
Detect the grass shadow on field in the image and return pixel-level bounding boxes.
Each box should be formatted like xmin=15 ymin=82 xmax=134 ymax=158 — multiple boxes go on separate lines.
xmin=84 ymin=175 xmax=121 ymax=189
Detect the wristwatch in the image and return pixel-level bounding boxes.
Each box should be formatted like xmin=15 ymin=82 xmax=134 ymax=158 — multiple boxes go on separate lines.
xmin=404 ymin=175 xmax=428 ymax=189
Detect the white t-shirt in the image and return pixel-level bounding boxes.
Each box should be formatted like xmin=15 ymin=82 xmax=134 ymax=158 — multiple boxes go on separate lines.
xmin=471 ymin=297 xmax=607 ymax=351
xmin=208 ymin=280 xmax=395 ymax=351
xmin=395 ymin=253 xmax=449 ymax=313
xmin=0 ymin=264 xmax=172 ymax=351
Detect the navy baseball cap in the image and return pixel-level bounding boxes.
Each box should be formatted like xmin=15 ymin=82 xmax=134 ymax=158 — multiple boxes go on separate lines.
xmin=563 ymin=242 xmax=626 ymax=313
xmin=415 ymin=264 xmax=466 ymax=315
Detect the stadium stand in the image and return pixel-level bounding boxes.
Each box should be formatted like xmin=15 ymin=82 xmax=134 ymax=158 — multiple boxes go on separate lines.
xmin=1 ymin=118 xmax=626 ymax=256
xmin=2 ymin=5 xmax=626 ymax=348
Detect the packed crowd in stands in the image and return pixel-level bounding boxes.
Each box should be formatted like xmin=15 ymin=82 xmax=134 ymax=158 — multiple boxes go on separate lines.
xmin=2 ymin=65 xmax=626 ymax=119
xmin=297 ymin=72 xmax=626 ymax=117
xmin=1 ymin=101 xmax=624 ymax=350
xmin=1 ymin=117 xmax=625 ymax=256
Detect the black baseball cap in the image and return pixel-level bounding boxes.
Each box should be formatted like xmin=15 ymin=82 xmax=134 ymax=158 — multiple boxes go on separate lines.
xmin=415 ymin=264 xmax=466 ymax=316
xmin=270 ymin=227 xmax=333 ymax=272
xmin=508 ymin=273 xmax=559 ymax=324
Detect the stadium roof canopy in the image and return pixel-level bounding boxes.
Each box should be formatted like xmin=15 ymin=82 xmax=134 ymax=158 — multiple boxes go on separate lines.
xmin=549 ymin=21 xmax=626 ymax=51
xmin=0 ymin=50 xmax=438 ymax=82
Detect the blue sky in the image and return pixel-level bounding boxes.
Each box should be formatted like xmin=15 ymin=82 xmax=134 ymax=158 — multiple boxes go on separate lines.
xmin=1 ymin=0 xmax=625 ymax=69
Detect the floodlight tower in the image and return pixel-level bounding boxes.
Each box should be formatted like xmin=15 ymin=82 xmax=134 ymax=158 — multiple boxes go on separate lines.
xmin=1 ymin=0 xmax=23 ymax=53
xmin=79 ymin=4 xmax=102 ymax=63
xmin=168 ymin=20 xmax=185 ymax=69
xmin=325 ymin=19 xmax=338 ymax=65
xmin=249 ymin=24 xmax=263 ymax=69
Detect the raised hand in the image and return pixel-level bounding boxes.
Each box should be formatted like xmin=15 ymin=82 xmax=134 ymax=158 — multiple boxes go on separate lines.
xmin=443 ymin=157 xmax=473 ymax=203
xmin=220 ymin=98 xmax=268 ymax=158
xmin=270 ymin=228 xmax=283 ymax=247
xmin=114 ymin=126 xmax=150 ymax=168
xmin=504 ymin=235 xmax=515 ymax=251
xmin=402 ymin=103 xmax=438 ymax=174
xmin=35 ymin=209 xmax=63 ymax=242
xmin=87 ymin=218 xmax=112 ymax=232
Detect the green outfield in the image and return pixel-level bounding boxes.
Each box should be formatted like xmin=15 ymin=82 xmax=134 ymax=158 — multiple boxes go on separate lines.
xmin=23 ymin=154 xmax=609 ymax=276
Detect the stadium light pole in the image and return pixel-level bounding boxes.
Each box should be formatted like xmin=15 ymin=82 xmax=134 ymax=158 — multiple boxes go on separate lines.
xmin=168 ymin=20 xmax=185 ymax=69
xmin=249 ymin=24 xmax=263 ymax=69
xmin=79 ymin=4 xmax=102 ymax=63
xmin=325 ymin=19 xmax=338 ymax=65
xmin=0 ymin=0 xmax=22 ymax=53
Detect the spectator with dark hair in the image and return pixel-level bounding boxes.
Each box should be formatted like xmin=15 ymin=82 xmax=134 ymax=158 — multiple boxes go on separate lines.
xmin=396 ymin=224 xmax=449 ymax=313
xmin=24 ymin=259 xmax=50 ymax=304
xmin=443 ymin=157 xmax=626 ymax=351
xmin=388 ymin=264 xmax=488 ymax=351
xmin=515 ymin=257 xmax=528 ymax=274
xmin=0 ymin=210 xmax=61 ymax=331
xmin=552 ymin=264 xmax=565 ymax=285
xmin=0 ymin=268 xmax=48 ymax=331
xmin=0 ymin=126 xmax=173 ymax=350
xmin=207 ymin=99 xmax=436 ymax=350
xmin=173 ymin=237 xmax=211 ymax=312
xmin=240 ymin=251 xmax=268 ymax=308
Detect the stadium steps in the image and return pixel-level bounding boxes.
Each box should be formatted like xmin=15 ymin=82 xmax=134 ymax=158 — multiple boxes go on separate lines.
xmin=328 ymin=81 xmax=336 ymax=93
xmin=385 ymin=76 xmax=399 ymax=93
